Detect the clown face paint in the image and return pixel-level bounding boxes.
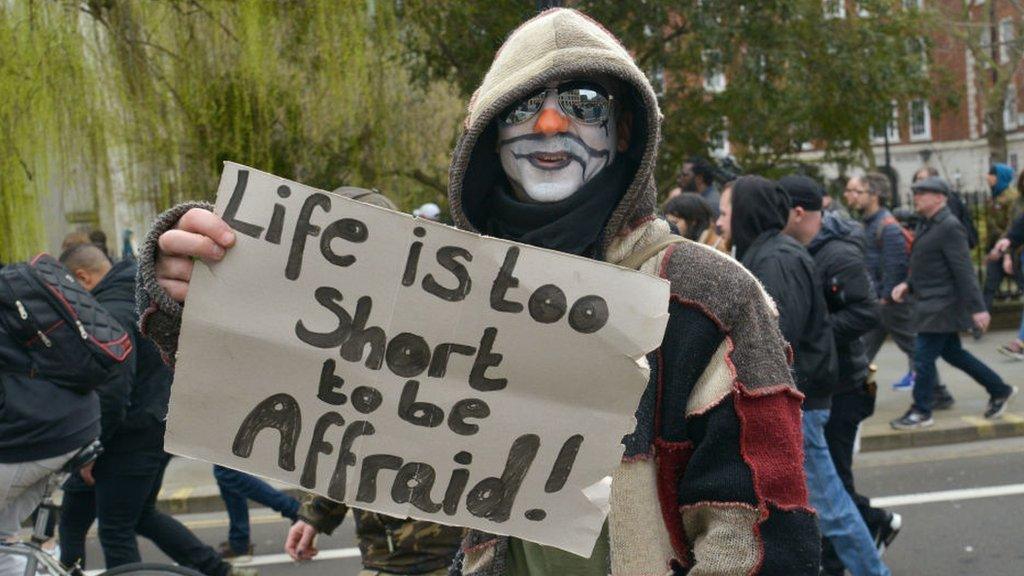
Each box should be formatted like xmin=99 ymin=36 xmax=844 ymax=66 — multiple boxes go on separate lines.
xmin=498 ymin=85 xmax=617 ymax=203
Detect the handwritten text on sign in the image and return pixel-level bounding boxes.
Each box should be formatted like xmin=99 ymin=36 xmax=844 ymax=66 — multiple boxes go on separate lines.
xmin=167 ymin=163 xmax=669 ymax=555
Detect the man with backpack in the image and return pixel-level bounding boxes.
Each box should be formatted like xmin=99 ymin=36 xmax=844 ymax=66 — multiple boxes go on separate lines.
xmin=849 ymin=173 xmax=955 ymax=408
xmin=1 ymin=253 xmax=129 ymax=558
xmin=55 ymin=244 xmax=242 ymax=576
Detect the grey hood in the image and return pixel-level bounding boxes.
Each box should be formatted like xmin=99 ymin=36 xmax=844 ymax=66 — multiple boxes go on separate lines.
xmin=447 ymin=8 xmax=663 ymax=258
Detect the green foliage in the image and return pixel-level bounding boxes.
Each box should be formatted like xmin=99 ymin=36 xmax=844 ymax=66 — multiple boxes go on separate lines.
xmin=0 ymin=1 xmax=109 ymax=263
xmin=401 ymin=0 xmax=944 ymax=187
xmin=1 ymin=0 xmax=464 ymax=262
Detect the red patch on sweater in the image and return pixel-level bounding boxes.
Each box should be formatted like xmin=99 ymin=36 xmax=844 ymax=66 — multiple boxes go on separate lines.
xmin=734 ymin=385 xmax=809 ymax=510
xmin=655 ymin=437 xmax=694 ymax=565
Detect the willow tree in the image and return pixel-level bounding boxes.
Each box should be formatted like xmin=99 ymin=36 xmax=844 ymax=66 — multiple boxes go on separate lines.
xmin=1 ymin=0 xmax=464 ymax=262
xmin=0 ymin=1 xmax=110 ymax=262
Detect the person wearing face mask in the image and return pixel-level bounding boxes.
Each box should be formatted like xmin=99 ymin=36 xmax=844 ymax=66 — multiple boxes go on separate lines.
xmin=137 ymin=8 xmax=818 ymax=575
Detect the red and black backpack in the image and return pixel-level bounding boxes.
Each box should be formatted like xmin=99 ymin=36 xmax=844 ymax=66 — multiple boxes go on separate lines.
xmin=0 ymin=253 xmax=132 ymax=393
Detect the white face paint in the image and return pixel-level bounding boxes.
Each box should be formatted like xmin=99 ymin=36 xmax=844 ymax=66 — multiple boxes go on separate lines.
xmin=498 ymin=84 xmax=617 ymax=203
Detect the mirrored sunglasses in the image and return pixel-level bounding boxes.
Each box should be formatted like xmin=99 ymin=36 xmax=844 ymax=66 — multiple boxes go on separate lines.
xmin=501 ymin=81 xmax=614 ymax=126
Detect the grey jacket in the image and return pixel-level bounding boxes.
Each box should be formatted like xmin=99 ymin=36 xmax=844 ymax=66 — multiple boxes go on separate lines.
xmin=907 ymin=206 xmax=985 ymax=333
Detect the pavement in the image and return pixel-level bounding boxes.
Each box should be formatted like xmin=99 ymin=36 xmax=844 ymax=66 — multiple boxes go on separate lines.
xmin=153 ymin=328 xmax=1024 ymax=516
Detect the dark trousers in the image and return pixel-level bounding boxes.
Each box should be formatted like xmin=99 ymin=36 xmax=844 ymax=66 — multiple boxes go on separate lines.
xmin=863 ymin=302 xmax=949 ymax=398
xmin=912 ymin=333 xmax=1011 ymax=416
xmin=983 ymin=257 xmax=1023 ymax=311
xmin=59 ymin=451 xmax=230 ymax=576
xmin=822 ymin=387 xmax=890 ymax=575
xmin=824 ymin=388 xmax=887 ymax=527
xmin=212 ymin=465 xmax=299 ymax=553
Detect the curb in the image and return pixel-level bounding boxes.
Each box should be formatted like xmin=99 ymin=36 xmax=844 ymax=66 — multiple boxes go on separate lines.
xmin=156 ymin=486 xmax=308 ymax=517
xmin=860 ymin=413 xmax=1024 ymax=452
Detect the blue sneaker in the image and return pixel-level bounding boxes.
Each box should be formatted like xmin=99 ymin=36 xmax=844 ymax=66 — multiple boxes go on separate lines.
xmin=892 ymin=371 xmax=914 ymax=390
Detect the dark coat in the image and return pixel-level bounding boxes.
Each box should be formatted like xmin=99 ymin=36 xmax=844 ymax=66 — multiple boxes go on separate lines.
xmin=0 ymin=299 xmax=100 ymax=463
xmin=732 ymin=177 xmax=838 ymax=409
xmin=808 ymin=214 xmax=879 ymax=394
xmin=862 ymin=208 xmax=909 ymax=301
xmin=907 ymin=206 xmax=985 ymax=333
xmin=92 ymin=260 xmax=172 ymax=453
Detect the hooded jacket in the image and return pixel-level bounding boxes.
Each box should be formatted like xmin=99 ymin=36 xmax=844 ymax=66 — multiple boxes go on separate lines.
xmin=985 ymin=164 xmax=1022 ymax=249
xmin=862 ymin=208 xmax=909 ymax=301
xmin=136 ymin=9 xmax=818 ymax=575
xmin=807 ymin=213 xmax=878 ymax=395
xmin=92 ymin=260 xmax=172 ymax=453
xmin=732 ymin=176 xmax=838 ymax=410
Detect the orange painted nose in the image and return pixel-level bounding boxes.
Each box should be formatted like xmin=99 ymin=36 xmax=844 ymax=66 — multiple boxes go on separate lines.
xmin=533 ymin=107 xmax=571 ymax=136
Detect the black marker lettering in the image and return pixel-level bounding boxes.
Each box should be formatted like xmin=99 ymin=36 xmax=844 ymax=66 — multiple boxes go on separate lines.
xmin=295 ymin=287 xmax=352 ymax=349
xmin=427 ymin=343 xmax=476 ymax=378
xmin=339 ymin=296 xmax=385 ymax=369
xmin=490 ymin=246 xmax=523 ymax=313
xmin=356 ymin=454 xmax=403 ymax=503
xmin=465 ymin=434 xmax=540 ymax=522
xmin=448 ymin=398 xmax=490 ymax=436
xmin=397 ymin=380 xmax=444 ymax=428
xmin=286 ymin=193 xmax=331 ymax=281
xmin=422 ymin=246 xmax=473 ymax=302
xmin=468 ymin=327 xmax=507 ymax=391
xmin=319 ymin=218 xmax=368 ymax=268
xmin=385 ymin=332 xmax=431 ymax=378
xmin=545 ymin=434 xmax=584 ymax=493
xmin=265 ymin=185 xmax=291 ymax=244
xmin=392 ymin=462 xmax=442 ymax=513
xmin=221 ymin=170 xmax=264 ymax=239
xmin=401 ymin=227 xmax=427 ymax=287
xmin=232 ymin=393 xmax=301 ymax=472
xmin=328 ymin=420 xmax=375 ymax=501
xmin=528 ymin=284 xmax=567 ymax=324
xmin=316 ymin=359 xmax=347 ymax=405
xmin=568 ymin=295 xmax=609 ymax=334
xmin=300 ymin=412 xmax=344 ymax=488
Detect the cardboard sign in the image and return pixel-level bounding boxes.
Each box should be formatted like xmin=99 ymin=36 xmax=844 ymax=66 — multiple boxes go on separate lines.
xmin=167 ymin=162 xmax=670 ymax=555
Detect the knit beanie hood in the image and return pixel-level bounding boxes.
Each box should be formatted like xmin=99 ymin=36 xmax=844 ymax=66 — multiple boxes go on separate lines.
xmin=447 ymin=8 xmax=663 ymax=257
xmin=990 ymin=163 xmax=1015 ymax=197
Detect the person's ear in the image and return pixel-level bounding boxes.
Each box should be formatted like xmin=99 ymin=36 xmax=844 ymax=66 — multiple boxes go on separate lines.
xmin=73 ymin=269 xmax=90 ymax=286
xmin=616 ymin=109 xmax=633 ymax=153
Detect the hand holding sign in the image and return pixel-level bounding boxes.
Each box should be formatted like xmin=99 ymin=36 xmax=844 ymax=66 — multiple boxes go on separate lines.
xmin=156 ymin=209 xmax=237 ymax=302
xmin=167 ymin=163 xmax=669 ymax=556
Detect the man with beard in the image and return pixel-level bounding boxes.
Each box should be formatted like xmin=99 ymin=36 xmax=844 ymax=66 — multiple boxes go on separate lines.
xmin=677 ymin=156 xmax=719 ymax=217
xmin=138 ymin=9 xmax=818 ymax=574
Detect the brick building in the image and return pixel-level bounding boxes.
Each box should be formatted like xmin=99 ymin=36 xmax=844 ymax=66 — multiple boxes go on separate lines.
xmin=797 ymin=0 xmax=1023 ymax=201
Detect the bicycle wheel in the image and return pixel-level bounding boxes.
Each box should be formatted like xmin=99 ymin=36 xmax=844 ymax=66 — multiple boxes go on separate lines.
xmin=98 ymin=563 xmax=206 ymax=576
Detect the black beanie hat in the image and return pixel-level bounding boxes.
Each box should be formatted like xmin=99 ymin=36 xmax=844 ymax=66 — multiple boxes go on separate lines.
xmin=778 ymin=175 xmax=824 ymax=211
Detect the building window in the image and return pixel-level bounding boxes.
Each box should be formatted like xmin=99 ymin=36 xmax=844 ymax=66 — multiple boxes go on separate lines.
xmin=702 ymin=50 xmax=726 ymax=94
xmin=910 ymin=99 xmax=931 ymax=141
xmin=710 ymin=128 xmax=730 ymax=159
xmin=824 ymin=0 xmax=846 ymax=19
xmin=871 ymin=103 xmax=900 ymax=144
xmin=1006 ymin=85 xmax=1019 ymax=130
xmin=649 ymin=65 xmax=666 ymax=98
xmin=1000 ymin=18 xmax=1015 ymax=64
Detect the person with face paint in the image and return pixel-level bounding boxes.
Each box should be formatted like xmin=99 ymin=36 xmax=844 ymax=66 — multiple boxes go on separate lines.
xmin=138 ymin=8 xmax=818 ymax=575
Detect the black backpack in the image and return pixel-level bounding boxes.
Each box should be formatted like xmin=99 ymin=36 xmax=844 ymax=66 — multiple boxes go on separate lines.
xmin=0 ymin=254 xmax=132 ymax=393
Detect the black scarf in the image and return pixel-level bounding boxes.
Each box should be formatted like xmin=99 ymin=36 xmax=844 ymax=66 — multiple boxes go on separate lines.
xmin=484 ymin=157 xmax=635 ymax=258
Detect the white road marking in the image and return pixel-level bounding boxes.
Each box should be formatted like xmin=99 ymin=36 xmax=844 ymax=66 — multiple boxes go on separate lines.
xmin=83 ymin=548 xmax=362 ymax=575
xmin=872 ymin=483 xmax=1024 ymax=508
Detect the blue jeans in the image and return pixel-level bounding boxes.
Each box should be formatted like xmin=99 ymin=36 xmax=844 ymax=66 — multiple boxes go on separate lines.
xmin=213 ymin=465 xmax=299 ymax=553
xmin=912 ymin=333 xmax=1011 ymax=416
xmin=803 ymin=409 xmax=890 ymax=576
